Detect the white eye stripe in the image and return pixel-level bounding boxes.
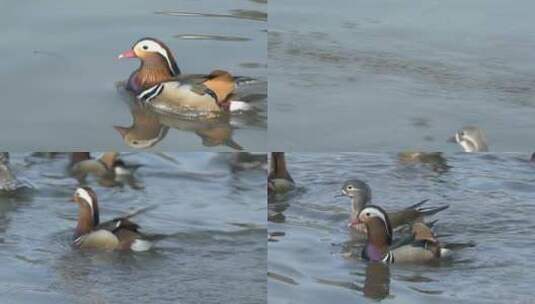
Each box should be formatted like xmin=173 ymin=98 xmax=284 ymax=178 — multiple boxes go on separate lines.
xmin=135 ymin=40 xmax=176 ymax=75
xmin=360 ymin=207 xmax=390 ymax=236
xmin=76 ymin=188 xmax=94 ymax=217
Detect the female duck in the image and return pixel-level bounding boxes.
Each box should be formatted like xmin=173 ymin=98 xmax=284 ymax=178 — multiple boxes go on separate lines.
xmin=339 ymin=179 xmax=448 ymax=233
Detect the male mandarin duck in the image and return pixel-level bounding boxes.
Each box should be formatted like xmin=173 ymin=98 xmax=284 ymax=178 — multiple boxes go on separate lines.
xmin=355 ymin=205 xmax=452 ymax=264
xmin=71 ymin=187 xmax=152 ymax=251
xmin=118 ymin=37 xmax=250 ymax=114
xmin=338 ymin=179 xmax=448 ymax=233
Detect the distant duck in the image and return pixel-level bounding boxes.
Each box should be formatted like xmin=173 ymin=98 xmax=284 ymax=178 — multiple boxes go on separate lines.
xmin=69 ymin=152 xmax=142 ymax=189
xmin=339 ymin=179 xmax=448 ymax=232
xmin=356 ymin=205 xmax=452 ymax=264
xmin=448 ymin=126 xmax=489 ymax=152
xmin=530 ymin=152 xmax=535 ymax=163
xmin=71 ymin=187 xmax=152 ymax=251
xmin=70 ymin=152 xmax=136 ymax=179
xmin=268 ymin=152 xmax=295 ymax=194
xmin=397 ymin=152 xmax=450 ymax=173
xmin=118 ymin=37 xmax=250 ymax=115
xmin=0 ymin=153 xmax=32 ymax=192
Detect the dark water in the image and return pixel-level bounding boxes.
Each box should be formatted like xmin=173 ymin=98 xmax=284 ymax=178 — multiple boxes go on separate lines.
xmin=0 ymin=152 xmax=266 ymax=304
xmin=0 ymin=0 xmax=266 ymax=151
xmin=269 ymin=0 xmax=535 ymax=151
xmin=268 ymin=153 xmax=535 ymax=303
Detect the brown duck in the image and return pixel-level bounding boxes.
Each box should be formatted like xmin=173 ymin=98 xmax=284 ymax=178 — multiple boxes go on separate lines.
xmin=268 ymin=152 xmax=295 ymax=194
xmin=119 ymin=37 xmax=250 ymax=114
xmin=356 ymin=205 xmax=450 ymax=263
xmin=72 ymin=187 xmax=152 ymax=251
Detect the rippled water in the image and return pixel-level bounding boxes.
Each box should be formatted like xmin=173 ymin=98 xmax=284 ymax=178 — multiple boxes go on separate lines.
xmin=268 ymin=153 xmax=535 ymax=303
xmin=0 ymin=0 xmax=266 ymax=151
xmin=0 ymin=152 xmax=266 ymax=304
xmin=269 ymin=0 xmax=535 ymax=151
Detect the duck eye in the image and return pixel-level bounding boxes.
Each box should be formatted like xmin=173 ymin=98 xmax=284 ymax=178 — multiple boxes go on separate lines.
xmin=347 ymin=185 xmax=353 ymax=190
xmin=459 ymin=131 xmax=464 ymax=137
xmin=132 ymin=141 xmax=139 ymax=145
xmin=366 ymin=212 xmax=370 ymax=216
xmin=142 ymin=45 xmax=148 ymax=50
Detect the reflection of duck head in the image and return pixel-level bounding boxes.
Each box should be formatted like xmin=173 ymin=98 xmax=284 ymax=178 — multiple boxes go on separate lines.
xmin=114 ymin=103 xmax=169 ymax=149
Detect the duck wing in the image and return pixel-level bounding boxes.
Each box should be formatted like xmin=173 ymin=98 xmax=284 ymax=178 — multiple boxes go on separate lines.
xmin=388 ymin=200 xmax=449 ymax=229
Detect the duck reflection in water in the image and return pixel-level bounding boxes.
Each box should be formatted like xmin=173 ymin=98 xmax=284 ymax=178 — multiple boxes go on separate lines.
xmin=363 ymin=262 xmax=391 ymax=300
xmin=114 ymin=101 xmax=243 ymax=150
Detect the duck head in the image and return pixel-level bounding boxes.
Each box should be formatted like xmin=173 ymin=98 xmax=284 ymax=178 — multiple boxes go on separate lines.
xmin=72 ymin=187 xmax=100 ymax=239
xmin=356 ymin=206 xmax=393 ymax=262
xmin=119 ymin=37 xmax=181 ymax=93
xmin=339 ymin=179 xmax=372 ymax=220
xmin=448 ymin=126 xmax=489 ymax=152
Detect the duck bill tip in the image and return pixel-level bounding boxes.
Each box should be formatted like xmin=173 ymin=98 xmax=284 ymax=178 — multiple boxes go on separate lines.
xmin=118 ymin=50 xmax=137 ymax=59
xmin=446 ymin=136 xmax=457 ymax=143
xmin=348 ymin=218 xmax=361 ymax=228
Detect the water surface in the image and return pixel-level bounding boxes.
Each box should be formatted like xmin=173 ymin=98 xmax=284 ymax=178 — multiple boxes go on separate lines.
xmin=0 ymin=0 xmax=266 ymax=151
xmin=269 ymin=0 xmax=535 ymax=151
xmin=0 ymin=152 xmax=266 ymax=304
xmin=268 ymin=153 xmax=535 ymax=303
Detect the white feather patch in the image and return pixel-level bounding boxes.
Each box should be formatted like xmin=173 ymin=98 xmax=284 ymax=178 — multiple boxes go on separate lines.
xmin=135 ymin=40 xmax=176 ymax=75
xmin=131 ymin=239 xmax=152 ymax=252
xmin=360 ymin=206 xmax=390 ymax=237
xmin=76 ymin=188 xmax=94 ymax=218
xmin=114 ymin=166 xmax=130 ymax=176
xmin=440 ymin=248 xmax=452 ymax=258
xmin=229 ymin=100 xmax=252 ymax=112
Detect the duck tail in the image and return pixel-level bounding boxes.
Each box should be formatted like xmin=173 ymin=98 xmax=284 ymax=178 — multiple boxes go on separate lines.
xmin=406 ymin=199 xmax=430 ymax=209
xmin=444 ymin=241 xmax=476 ymax=250
xmin=419 ymin=204 xmax=450 ymax=216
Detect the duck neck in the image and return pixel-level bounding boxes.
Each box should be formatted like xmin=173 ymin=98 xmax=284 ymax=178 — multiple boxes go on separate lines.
xmin=269 ymin=153 xmax=293 ymax=182
xmin=75 ymin=206 xmax=95 ymax=238
xmin=365 ymin=219 xmax=390 ymax=261
xmin=134 ymin=55 xmax=176 ymax=90
xmin=351 ymin=196 xmax=367 ymax=220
